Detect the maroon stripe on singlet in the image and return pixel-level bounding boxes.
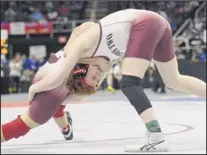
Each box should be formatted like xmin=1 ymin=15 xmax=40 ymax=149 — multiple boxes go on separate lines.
xmin=91 ymin=22 xmax=102 ymax=57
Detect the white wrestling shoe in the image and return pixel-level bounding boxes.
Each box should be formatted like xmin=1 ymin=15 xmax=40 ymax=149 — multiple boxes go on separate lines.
xmin=125 ymin=131 xmax=168 ymax=152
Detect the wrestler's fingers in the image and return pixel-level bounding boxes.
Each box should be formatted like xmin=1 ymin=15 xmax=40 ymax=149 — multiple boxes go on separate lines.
xmin=28 ymin=93 xmax=35 ymax=104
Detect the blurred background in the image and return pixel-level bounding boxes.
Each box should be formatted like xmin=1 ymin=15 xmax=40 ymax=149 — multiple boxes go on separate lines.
xmin=1 ymin=1 xmax=206 ymax=95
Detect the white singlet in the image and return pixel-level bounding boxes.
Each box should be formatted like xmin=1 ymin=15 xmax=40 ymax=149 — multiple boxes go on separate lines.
xmin=93 ymin=9 xmax=139 ymax=62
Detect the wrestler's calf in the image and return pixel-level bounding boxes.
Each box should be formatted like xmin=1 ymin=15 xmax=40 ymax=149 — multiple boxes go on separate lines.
xmin=53 ymin=105 xmax=69 ymax=130
xmin=1 ymin=105 xmax=70 ymax=143
xmin=1 ymin=116 xmax=33 ymax=142
xmin=120 ymin=75 xmax=152 ymax=114
xmin=120 ymin=75 xmax=162 ymax=132
xmin=1 ymin=112 xmax=40 ymax=143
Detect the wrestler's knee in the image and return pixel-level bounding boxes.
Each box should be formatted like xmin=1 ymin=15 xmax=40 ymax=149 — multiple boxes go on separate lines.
xmin=120 ymin=75 xmax=142 ymax=108
xmin=122 ymin=58 xmax=150 ymax=78
xmin=1 ymin=113 xmax=40 ymax=143
xmin=120 ymin=75 xmax=152 ymax=115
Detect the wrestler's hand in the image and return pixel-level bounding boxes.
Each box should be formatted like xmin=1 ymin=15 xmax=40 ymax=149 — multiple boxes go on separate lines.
xmin=28 ymin=92 xmax=35 ymax=104
xmin=28 ymin=87 xmax=35 ymax=104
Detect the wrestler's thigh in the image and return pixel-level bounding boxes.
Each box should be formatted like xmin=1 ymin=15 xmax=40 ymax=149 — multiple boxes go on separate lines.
xmin=123 ymin=16 xmax=166 ymax=78
xmin=27 ymin=91 xmax=64 ymax=125
xmin=153 ymin=21 xmax=175 ymax=63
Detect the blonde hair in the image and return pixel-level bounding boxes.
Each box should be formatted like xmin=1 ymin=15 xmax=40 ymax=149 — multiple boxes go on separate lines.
xmin=66 ymin=73 xmax=96 ymax=95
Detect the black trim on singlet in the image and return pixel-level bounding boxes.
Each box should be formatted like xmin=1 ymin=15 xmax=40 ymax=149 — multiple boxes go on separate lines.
xmin=91 ymin=22 xmax=102 ymax=57
xmin=90 ymin=22 xmax=110 ymax=62
xmin=62 ymin=23 xmax=109 ymax=62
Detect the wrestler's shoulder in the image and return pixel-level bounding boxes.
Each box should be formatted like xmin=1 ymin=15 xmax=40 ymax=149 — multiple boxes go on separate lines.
xmin=70 ymin=22 xmax=99 ymax=42
xmin=79 ymin=21 xmax=96 ymax=28
xmin=73 ymin=22 xmax=97 ymax=33
xmin=77 ymin=22 xmax=100 ymax=49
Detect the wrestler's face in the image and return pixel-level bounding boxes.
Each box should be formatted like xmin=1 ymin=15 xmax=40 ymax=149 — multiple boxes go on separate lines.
xmin=85 ymin=65 xmax=102 ymax=89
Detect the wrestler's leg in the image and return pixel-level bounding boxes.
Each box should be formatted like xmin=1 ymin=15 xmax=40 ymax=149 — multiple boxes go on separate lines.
xmin=1 ymin=91 xmax=63 ymax=143
xmin=53 ymin=105 xmax=73 ymax=140
xmin=120 ymin=13 xmax=168 ymax=152
xmin=153 ymin=22 xmax=206 ymax=99
xmin=121 ymin=14 xmax=166 ymax=133
xmin=53 ymin=105 xmax=68 ymax=130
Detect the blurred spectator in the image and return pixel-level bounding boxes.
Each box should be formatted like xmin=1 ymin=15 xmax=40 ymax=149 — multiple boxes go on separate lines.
xmin=78 ymin=1 xmax=88 ymax=20
xmin=23 ymin=54 xmax=40 ymax=72
xmin=19 ymin=2 xmax=35 ymax=16
xmin=1 ymin=1 xmax=88 ymax=25
xmin=16 ymin=11 xmax=28 ymax=22
xmin=174 ymin=2 xmax=206 ymax=61
xmin=21 ymin=54 xmax=27 ymax=62
xmin=198 ymin=50 xmax=206 ymax=62
xmin=157 ymin=9 xmax=168 ymax=21
xmin=58 ymin=1 xmax=70 ymax=19
xmin=1 ymin=9 xmax=5 ymax=22
xmin=30 ymin=8 xmax=45 ymax=22
xmin=152 ymin=64 xmax=166 ymax=93
xmin=69 ymin=1 xmax=85 ymax=20
xmin=22 ymin=54 xmax=40 ymax=81
xmin=36 ymin=53 xmax=48 ymax=67
xmin=44 ymin=2 xmax=58 ymax=21
xmin=106 ymin=68 xmax=115 ymax=93
xmin=9 ymin=53 xmax=22 ymax=93
xmin=1 ymin=54 xmax=10 ymax=94
xmin=106 ymin=60 xmax=122 ymax=93
xmin=15 ymin=2 xmax=32 ymax=22
xmin=193 ymin=47 xmax=206 ymax=62
xmin=1 ymin=54 xmax=10 ymax=78
xmin=4 ymin=6 xmax=17 ymax=22
xmin=112 ymin=61 xmax=122 ymax=90
xmin=107 ymin=1 xmax=119 ymax=14
xmin=107 ymin=1 xmax=201 ymax=34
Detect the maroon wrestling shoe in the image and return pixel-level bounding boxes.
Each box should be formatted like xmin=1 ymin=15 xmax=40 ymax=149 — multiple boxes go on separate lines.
xmin=61 ymin=111 xmax=73 ymax=140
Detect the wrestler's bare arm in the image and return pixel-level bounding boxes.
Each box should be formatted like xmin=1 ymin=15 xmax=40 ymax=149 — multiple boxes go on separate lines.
xmin=29 ymin=24 xmax=99 ymax=94
xmin=29 ymin=38 xmax=83 ymax=94
xmin=63 ymin=22 xmax=96 ymax=57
